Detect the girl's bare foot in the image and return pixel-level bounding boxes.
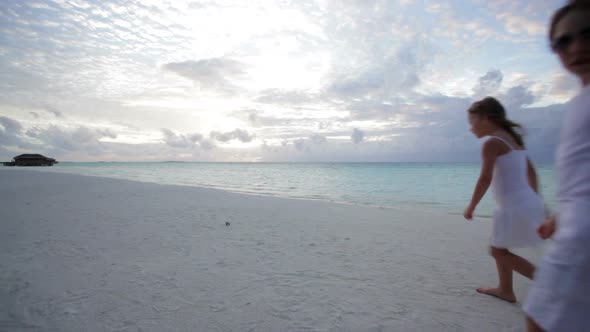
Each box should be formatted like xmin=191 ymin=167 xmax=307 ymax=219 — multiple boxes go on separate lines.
xmin=476 ymin=287 xmax=517 ymax=303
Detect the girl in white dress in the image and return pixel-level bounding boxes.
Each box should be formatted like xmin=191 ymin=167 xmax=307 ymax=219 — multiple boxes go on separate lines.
xmin=525 ymin=1 xmax=590 ymax=331
xmin=464 ymin=96 xmax=544 ymax=303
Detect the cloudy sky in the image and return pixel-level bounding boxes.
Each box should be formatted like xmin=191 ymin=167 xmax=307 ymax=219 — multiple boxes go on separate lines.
xmin=0 ymin=0 xmax=578 ymax=162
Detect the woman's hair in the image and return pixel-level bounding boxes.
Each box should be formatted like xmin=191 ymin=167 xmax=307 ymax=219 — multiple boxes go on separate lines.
xmin=468 ymin=97 xmax=525 ymax=147
xmin=549 ymin=1 xmax=590 ymax=41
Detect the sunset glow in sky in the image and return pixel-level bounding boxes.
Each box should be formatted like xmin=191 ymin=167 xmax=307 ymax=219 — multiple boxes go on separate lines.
xmin=0 ymin=0 xmax=576 ymax=162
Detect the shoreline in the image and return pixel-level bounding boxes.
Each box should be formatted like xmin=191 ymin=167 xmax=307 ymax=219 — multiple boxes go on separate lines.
xmin=0 ymin=167 xmax=496 ymax=219
xmin=1 ymin=169 xmax=538 ymax=331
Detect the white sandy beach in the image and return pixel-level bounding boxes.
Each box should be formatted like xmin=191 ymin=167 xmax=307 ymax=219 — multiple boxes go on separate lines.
xmin=0 ymin=169 xmax=542 ymax=332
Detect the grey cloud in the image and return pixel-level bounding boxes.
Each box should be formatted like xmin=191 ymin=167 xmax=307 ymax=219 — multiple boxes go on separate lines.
xmin=470 ymin=69 xmax=537 ymax=110
xmin=161 ymin=129 xmax=215 ymax=151
xmin=0 ymin=116 xmax=23 ymax=134
xmin=508 ymin=103 xmax=564 ymax=162
xmin=199 ymin=140 xmax=215 ymax=151
xmin=248 ymin=112 xmax=261 ymax=127
xmin=70 ymin=127 xmax=116 ymax=143
xmin=209 ymin=129 xmax=255 ymax=143
xmin=310 ymin=134 xmax=327 ymax=145
xmin=162 ymin=135 xmax=189 ymax=148
xmin=0 ymin=116 xmax=37 ymax=150
xmin=101 ymin=128 xmax=117 ymax=138
xmin=348 ymin=95 xmax=471 ymax=127
xmin=188 ymin=2 xmax=208 ymax=9
xmin=470 ymin=69 xmax=537 ymax=111
xmin=243 ymin=107 xmax=298 ymax=122
xmin=45 ymin=105 xmax=64 ymax=118
xmin=162 ymin=58 xmax=246 ymax=93
xmin=162 ymin=128 xmax=205 ymax=148
xmin=247 ymin=111 xmax=312 ymax=128
xmin=293 ymin=138 xmax=306 ymax=151
xmin=327 ymin=48 xmax=424 ymax=99
xmin=253 ymin=83 xmax=560 ymax=162
xmin=233 ymin=129 xmax=255 ymax=143
xmin=328 ymin=70 xmax=384 ymax=98
xmin=419 ymin=94 xmax=472 ymax=124
xmin=256 ymin=89 xmax=317 ymax=105
xmin=351 ymin=128 xmax=365 ymax=144
xmin=396 ymin=47 xmax=422 ymax=88
xmin=25 ymin=125 xmax=116 ymax=153
xmin=500 ymin=85 xmax=536 ymax=110
xmin=421 ymin=94 xmax=471 ymax=110
xmin=362 ymin=94 xmax=481 ymax=161
xmin=71 ymin=128 xmax=97 ymax=143
xmin=473 ymin=69 xmax=503 ymax=97
xmin=348 ymin=99 xmax=399 ymax=121
xmin=3 ymin=124 xmax=116 ymax=159
xmin=189 ymin=133 xmax=203 ymax=143
xmin=390 ymin=93 xmax=562 ymax=163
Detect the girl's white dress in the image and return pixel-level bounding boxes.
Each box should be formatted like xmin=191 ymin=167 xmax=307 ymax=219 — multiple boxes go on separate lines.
xmin=488 ymin=136 xmax=544 ymax=248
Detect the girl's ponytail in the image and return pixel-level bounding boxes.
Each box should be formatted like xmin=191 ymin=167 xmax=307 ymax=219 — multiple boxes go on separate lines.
xmin=499 ymin=119 xmax=524 ymax=147
xmin=468 ymin=97 xmax=526 ymax=147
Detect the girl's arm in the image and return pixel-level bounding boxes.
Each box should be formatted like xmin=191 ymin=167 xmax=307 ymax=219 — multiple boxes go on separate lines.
xmin=526 ymin=158 xmax=539 ymax=193
xmin=464 ymin=139 xmax=501 ymax=219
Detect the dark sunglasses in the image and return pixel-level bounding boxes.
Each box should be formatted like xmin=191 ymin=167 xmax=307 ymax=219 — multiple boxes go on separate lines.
xmin=551 ymin=26 xmax=590 ymax=51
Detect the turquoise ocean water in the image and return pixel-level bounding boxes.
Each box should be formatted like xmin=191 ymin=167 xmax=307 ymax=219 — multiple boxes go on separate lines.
xmin=6 ymin=162 xmax=557 ymax=217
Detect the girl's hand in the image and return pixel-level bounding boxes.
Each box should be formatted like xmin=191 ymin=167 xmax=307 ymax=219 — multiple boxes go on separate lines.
xmin=538 ymin=215 xmax=557 ymax=239
xmin=463 ymin=204 xmax=475 ymax=220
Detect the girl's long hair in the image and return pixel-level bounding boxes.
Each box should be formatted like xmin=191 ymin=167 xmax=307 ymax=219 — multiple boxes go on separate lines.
xmin=468 ymin=97 xmax=525 ymax=147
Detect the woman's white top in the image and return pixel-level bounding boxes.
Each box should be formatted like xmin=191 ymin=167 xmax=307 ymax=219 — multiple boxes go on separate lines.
xmin=522 ymin=87 xmax=590 ymax=332
xmin=554 ymin=85 xmax=590 ymax=245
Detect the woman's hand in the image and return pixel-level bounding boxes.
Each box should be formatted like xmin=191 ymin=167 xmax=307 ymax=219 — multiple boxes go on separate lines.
xmin=538 ymin=214 xmax=557 ymax=239
xmin=463 ymin=204 xmax=475 ymax=220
